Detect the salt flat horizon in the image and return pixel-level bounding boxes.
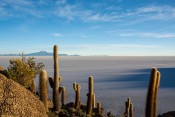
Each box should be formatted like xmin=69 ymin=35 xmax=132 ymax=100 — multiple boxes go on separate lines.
xmin=0 ymin=56 xmax=175 ymax=117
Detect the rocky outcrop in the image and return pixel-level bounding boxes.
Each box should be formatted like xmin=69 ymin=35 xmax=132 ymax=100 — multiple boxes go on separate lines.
xmin=0 ymin=66 xmax=5 ymax=71
xmin=158 ymin=111 xmax=175 ymax=117
xmin=0 ymin=66 xmax=7 ymax=77
xmin=0 ymin=74 xmax=48 ymax=117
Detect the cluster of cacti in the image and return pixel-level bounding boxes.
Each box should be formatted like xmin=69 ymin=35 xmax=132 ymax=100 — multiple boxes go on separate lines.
xmin=73 ymin=82 xmax=81 ymax=109
xmin=86 ymin=76 xmax=96 ymax=115
xmin=124 ymin=97 xmax=133 ymax=117
xmin=146 ymin=67 xmax=161 ymax=117
xmin=39 ymin=70 xmax=48 ymax=111
xmin=37 ymin=45 xmax=163 ymax=117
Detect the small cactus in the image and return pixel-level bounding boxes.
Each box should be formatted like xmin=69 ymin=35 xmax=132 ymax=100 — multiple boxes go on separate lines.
xmin=61 ymin=86 xmax=66 ymax=107
xmin=29 ymin=79 xmax=36 ymax=94
xmin=97 ymin=101 xmax=102 ymax=114
xmin=129 ymin=103 xmax=134 ymax=117
xmin=86 ymin=76 xmax=95 ymax=115
xmin=146 ymin=67 xmax=161 ymax=117
xmin=73 ymin=82 xmax=81 ymax=109
xmin=124 ymin=97 xmax=133 ymax=117
xmin=39 ymin=70 xmax=48 ymax=111
xmin=92 ymin=93 xmax=96 ymax=108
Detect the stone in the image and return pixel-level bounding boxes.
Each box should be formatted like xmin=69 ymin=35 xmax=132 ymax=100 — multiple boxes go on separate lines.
xmin=0 ymin=66 xmax=7 ymax=77
xmin=158 ymin=111 xmax=175 ymax=117
xmin=0 ymin=74 xmax=48 ymax=117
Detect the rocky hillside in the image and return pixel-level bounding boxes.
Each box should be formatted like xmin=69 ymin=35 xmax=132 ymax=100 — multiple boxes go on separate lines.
xmin=0 ymin=73 xmax=48 ymax=117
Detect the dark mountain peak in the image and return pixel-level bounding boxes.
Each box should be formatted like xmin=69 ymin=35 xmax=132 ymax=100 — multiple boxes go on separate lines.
xmin=40 ymin=51 xmax=47 ymax=53
xmin=26 ymin=51 xmax=52 ymax=56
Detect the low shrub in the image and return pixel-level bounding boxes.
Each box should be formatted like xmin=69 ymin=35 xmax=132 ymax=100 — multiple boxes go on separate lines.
xmin=7 ymin=54 xmax=44 ymax=88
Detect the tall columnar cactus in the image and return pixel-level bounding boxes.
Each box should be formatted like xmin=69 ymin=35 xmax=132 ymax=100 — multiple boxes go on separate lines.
xmin=146 ymin=67 xmax=161 ymax=117
xmin=53 ymin=45 xmax=60 ymax=111
xmin=153 ymin=71 xmax=160 ymax=117
xmin=97 ymin=101 xmax=102 ymax=114
xmin=86 ymin=76 xmax=95 ymax=115
xmin=124 ymin=97 xmax=133 ymax=117
xmin=61 ymin=86 xmax=66 ymax=107
xmin=73 ymin=82 xmax=81 ymax=109
xmin=39 ymin=70 xmax=48 ymax=111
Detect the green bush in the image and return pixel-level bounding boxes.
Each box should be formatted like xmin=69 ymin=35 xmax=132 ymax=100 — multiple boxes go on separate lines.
xmin=7 ymin=54 xmax=44 ymax=88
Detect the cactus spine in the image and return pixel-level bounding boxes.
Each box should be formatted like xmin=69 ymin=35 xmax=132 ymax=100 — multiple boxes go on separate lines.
xmin=53 ymin=45 xmax=60 ymax=112
xmin=146 ymin=67 xmax=160 ymax=117
xmin=61 ymin=86 xmax=66 ymax=107
xmin=124 ymin=97 xmax=133 ymax=117
xmin=86 ymin=76 xmax=95 ymax=115
xmin=97 ymin=101 xmax=102 ymax=114
xmin=39 ymin=70 xmax=48 ymax=111
xmin=73 ymin=82 xmax=81 ymax=109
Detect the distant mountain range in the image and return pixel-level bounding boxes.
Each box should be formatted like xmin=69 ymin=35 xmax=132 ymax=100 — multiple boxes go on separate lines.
xmin=0 ymin=51 xmax=80 ymax=56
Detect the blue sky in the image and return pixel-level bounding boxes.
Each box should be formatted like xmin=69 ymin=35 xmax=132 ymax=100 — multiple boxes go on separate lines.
xmin=0 ymin=0 xmax=175 ymax=56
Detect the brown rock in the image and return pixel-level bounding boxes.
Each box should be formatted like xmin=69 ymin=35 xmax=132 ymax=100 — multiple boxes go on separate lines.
xmin=158 ymin=111 xmax=175 ymax=117
xmin=0 ymin=66 xmax=5 ymax=71
xmin=0 ymin=74 xmax=48 ymax=117
xmin=0 ymin=66 xmax=7 ymax=77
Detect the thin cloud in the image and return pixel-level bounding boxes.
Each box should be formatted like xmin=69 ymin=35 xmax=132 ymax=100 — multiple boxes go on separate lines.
xmin=121 ymin=5 xmax=175 ymax=25
xmin=54 ymin=4 xmax=93 ymax=21
xmin=85 ymin=13 xmax=120 ymax=22
xmin=0 ymin=0 xmax=42 ymax=18
xmin=54 ymin=4 xmax=121 ymax=22
xmin=1 ymin=1 xmax=175 ymax=23
xmin=3 ymin=0 xmax=32 ymax=6
xmin=107 ymin=29 xmax=175 ymax=38
xmin=0 ymin=7 xmax=9 ymax=17
xmin=54 ymin=5 xmax=78 ymax=20
xmin=119 ymin=32 xmax=175 ymax=38
xmin=51 ymin=33 xmax=63 ymax=37
xmin=56 ymin=0 xmax=66 ymax=5
xmin=54 ymin=3 xmax=175 ymax=23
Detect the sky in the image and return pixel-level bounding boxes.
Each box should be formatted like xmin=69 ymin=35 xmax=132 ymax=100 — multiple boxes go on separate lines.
xmin=0 ymin=0 xmax=175 ymax=56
